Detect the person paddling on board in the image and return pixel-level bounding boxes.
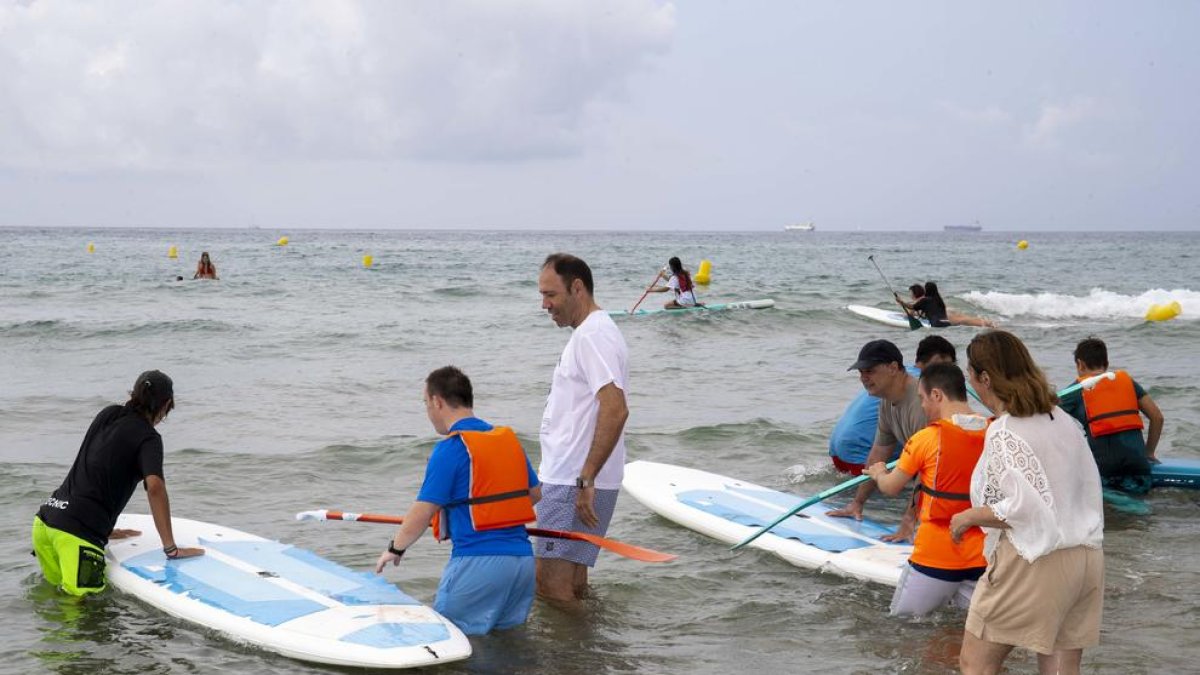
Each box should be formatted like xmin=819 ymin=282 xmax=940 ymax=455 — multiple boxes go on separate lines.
xmin=375 ymin=366 xmax=541 ymax=635
xmin=828 ymin=336 xmax=957 ymax=475
xmin=647 ymin=257 xmax=701 ymax=309
xmin=1058 ymin=337 xmax=1164 ymax=495
xmin=193 ymin=251 xmax=219 ymax=280
xmin=32 ymin=370 xmax=203 ymax=597
xmin=865 ymin=363 xmax=989 ymax=617
xmin=827 ymin=340 xmax=928 ymax=542
xmin=898 ymin=282 xmax=995 ymax=328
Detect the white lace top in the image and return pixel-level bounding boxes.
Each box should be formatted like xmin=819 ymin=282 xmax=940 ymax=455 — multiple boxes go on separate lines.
xmin=970 ymin=408 xmax=1104 ymax=563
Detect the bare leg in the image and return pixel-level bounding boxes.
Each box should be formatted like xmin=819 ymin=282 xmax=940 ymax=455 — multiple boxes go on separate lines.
xmin=1038 ymin=649 xmax=1082 ymax=675
xmin=949 ymin=312 xmax=997 ymax=328
xmin=537 ymin=558 xmax=589 ymax=603
xmin=960 ymin=630 xmax=1014 ymax=675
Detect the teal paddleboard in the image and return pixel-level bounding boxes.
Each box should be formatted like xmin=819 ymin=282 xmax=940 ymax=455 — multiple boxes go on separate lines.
xmin=611 ymin=298 xmax=775 ymax=317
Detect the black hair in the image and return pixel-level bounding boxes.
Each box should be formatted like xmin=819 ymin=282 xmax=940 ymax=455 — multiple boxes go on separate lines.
xmin=126 ymin=370 xmax=174 ymax=421
xmin=916 ymin=335 xmax=956 ymax=365
xmin=667 ymin=256 xmax=693 ymax=290
xmin=909 ymin=284 xmax=925 ymax=298
xmin=920 ymin=362 xmax=968 ymax=402
xmin=668 ymin=257 xmax=684 ymax=274
xmin=923 ymin=281 xmax=947 ymax=314
xmin=425 ymin=366 xmax=473 ymax=409
xmin=1073 ymin=337 xmax=1108 ymax=370
xmin=542 ymin=253 xmax=594 ymax=296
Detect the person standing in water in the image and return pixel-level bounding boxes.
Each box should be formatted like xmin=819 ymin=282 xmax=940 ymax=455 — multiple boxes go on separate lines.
xmin=32 ymin=370 xmax=203 ymax=596
xmin=648 ymin=257 xmax=700 ymax=309
xmin=536 ymin=253 xmax=630 ymax=603
xmin=193 ymin=252 xmax=219 ymax=280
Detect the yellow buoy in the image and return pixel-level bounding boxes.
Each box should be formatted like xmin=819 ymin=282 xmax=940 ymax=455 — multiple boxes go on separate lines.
xmin=86 ymin=243 xmax=95 ymax=254
xmin=694 ymin=259 xmax=713 ymax=285
xmin=167 ymin=245 xmax=178 ymax=259
xmin=1145 ymin=300 xmax=1182 ymax=322
xmin=1017 ymin=240 xmax=1029 ymax=250
xmin=276 ymin=236 xmax=289 ymax=246
xmin=362 ymin=254 xmax=373 ymax=268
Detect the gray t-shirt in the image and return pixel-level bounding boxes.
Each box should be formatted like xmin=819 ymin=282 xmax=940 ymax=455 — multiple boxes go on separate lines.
xmin=874 ymin=376 xmax=927 ymax=448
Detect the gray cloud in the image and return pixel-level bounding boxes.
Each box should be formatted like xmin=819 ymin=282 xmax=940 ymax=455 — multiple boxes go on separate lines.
xmin=0 ymin=1 xmax=675 ymax=169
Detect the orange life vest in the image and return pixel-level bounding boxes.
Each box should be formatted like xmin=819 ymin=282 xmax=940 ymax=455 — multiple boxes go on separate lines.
xmin=914 ymin=419 xmax=986 ymax=524
xmin=1080 ymin=370 xmax=1143 ymax=438
xmin=430 ymin=426 xmax=536 ymax=541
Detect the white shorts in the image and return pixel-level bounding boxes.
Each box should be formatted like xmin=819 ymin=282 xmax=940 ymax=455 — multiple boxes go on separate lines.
xmin=889 ymin=563 xmax=978 ymax=617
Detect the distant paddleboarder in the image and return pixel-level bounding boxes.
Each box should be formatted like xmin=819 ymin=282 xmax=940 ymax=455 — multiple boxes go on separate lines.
xmin=896 ymin=282 xmax=994 ymax=328
xmin=647 ymin=257 xmax=701 ymax=309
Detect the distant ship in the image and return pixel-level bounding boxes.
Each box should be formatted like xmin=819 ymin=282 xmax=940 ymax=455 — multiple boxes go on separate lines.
xmin=785 ymin=222 xmax=816 ymax=232
xmin=944 ymin=223 xmax=982 ymax=232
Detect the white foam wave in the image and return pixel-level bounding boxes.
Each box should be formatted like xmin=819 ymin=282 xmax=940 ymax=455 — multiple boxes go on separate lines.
xmin=960 ymin=288 xmax=1197 ymax=320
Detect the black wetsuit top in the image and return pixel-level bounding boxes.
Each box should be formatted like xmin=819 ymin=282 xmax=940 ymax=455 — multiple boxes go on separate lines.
xmin=913 ymin=297 xmax=951 ymax=328
xmin=36 ymin=405 xmax=164 ymax=548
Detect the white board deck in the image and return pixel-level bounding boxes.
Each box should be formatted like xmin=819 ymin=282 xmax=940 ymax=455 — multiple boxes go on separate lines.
xmin=108 ymin=514 xmax=471 ymax=669
xmin=610 ymin=298 xmax=775 ymax=317
xmin=623 ymin=461 xmax=911 ymax=586
xmin=846 ymin=304 xmax=930 ymax=329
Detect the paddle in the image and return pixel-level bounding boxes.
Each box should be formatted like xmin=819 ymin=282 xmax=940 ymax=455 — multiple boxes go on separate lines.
xmin=731 ymin=372 xmax=1118 ymax=551
xmin=295 ymin=509 xmax=677 ymax=563
xmin=867 ymin=255 xmax=922 ymax=330
xmin=730 ymin=461 xmax=898 ymax=551
xmin=628 ymin=269 xmax=665 ymax=314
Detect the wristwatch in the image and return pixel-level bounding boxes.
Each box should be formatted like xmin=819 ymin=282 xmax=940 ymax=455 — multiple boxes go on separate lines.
xmin=387 ymin=541 xmax=406 ymax=558
xmin=575 ymin=476 xmax=594 ymax=489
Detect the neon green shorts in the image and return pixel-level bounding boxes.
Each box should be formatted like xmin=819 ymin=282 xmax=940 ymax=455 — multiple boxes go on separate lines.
xmin=31 ymin=517 xmax=107 ymax=596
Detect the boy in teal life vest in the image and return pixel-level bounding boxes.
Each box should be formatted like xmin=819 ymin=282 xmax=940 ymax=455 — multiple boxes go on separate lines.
xmin=375 ymin=366 xmax=541 ymax=635
xmin=1059 ymin=337 xmax=1164 ymax=494
xmin=32 ymin=370 xmax=204 ymax=596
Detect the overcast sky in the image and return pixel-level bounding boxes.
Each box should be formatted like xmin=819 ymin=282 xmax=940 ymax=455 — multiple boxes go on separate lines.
xmin=1 ymin=1 xmax=1196 ymax=231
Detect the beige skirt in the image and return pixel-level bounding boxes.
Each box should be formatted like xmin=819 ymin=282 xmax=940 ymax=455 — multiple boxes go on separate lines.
xmin=965 ymin=536 xmax=1104 ymax=654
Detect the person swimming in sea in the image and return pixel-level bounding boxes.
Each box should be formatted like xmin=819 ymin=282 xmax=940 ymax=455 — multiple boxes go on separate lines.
xmin=194 ymin=252 xmax=219 ymax=280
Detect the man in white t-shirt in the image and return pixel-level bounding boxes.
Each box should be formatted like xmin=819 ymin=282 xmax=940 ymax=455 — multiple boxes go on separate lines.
xmin=536 ymin=253 xmax=630 ymax=603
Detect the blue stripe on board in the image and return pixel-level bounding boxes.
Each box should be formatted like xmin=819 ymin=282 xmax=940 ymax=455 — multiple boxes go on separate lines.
xmin=724 ymin=485 xmax=899 ymax=540
xmin=677 ymin=489 xmax=871 ymax=553
xmin=123 ymin=550 xmax=325 ymax=626
xmin=1152 ymin=458 xmax=1200 ymax=489
xmin=200 ymin=539 xmax=419 ymax=606
xmin=340 ymin=622 xmax=450 ymax=649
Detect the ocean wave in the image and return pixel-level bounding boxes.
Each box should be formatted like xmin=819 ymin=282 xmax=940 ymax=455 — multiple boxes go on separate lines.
xmin=0 ymin=318 xmax=244 ymax=339
xmin=961 ymin=288 xmax=1198 ymax=320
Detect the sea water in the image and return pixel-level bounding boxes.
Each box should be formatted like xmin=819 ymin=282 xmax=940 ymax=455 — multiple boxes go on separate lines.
xmin=2 ymin=227 xmax=1198 ymax=674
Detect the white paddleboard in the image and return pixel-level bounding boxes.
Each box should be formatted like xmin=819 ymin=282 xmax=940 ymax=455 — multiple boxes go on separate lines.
xmin=623 ymin=461 xmax=911 ymax=586
xmin=611 ymin=298 xmax=775 ymax=317
xmin=846 ymin=304 xmax=930 ymax=329
xmin=107 ymin=514 xmax=471 ymax=669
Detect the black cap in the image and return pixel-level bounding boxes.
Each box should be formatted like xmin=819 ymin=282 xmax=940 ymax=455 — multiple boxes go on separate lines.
xmin=848 ymin=340 xmax=904 ymax=371
xmin=134 ymin=370 xmax=174 ymax=403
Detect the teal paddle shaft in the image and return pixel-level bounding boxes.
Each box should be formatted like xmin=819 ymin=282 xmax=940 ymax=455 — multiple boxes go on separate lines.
xmin=731 ymin=372 xmax=1115 ymax=551
xmin=730 ymin=460 xmax=898 ymax=551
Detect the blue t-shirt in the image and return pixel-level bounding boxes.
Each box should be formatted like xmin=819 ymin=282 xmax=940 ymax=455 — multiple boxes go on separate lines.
xmin=828 ymin=366 xmax=918 ymax=464
xmin=416 ymin=417 xmax=539 ymax=558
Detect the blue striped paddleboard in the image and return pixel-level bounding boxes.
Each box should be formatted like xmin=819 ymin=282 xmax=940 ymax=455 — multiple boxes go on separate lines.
xmin=623 ymin=460 xmax=911 ymax=586
xmin=610 ymin=298 xmax=775 ymax=317
xmin=1152 ymin=457 xmax=1200 ymax=489
xmin=107 ymin=514 xmax=471 ymax=669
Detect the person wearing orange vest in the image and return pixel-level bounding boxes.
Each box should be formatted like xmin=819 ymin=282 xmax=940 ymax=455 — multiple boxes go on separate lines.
xmin=375 ymin=366 xmax=541 ymax=635
xmin=1059 ymin=337 xmax=1164 ymax=495
xmin=866 ymin=362 xmax=989 ymax=617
